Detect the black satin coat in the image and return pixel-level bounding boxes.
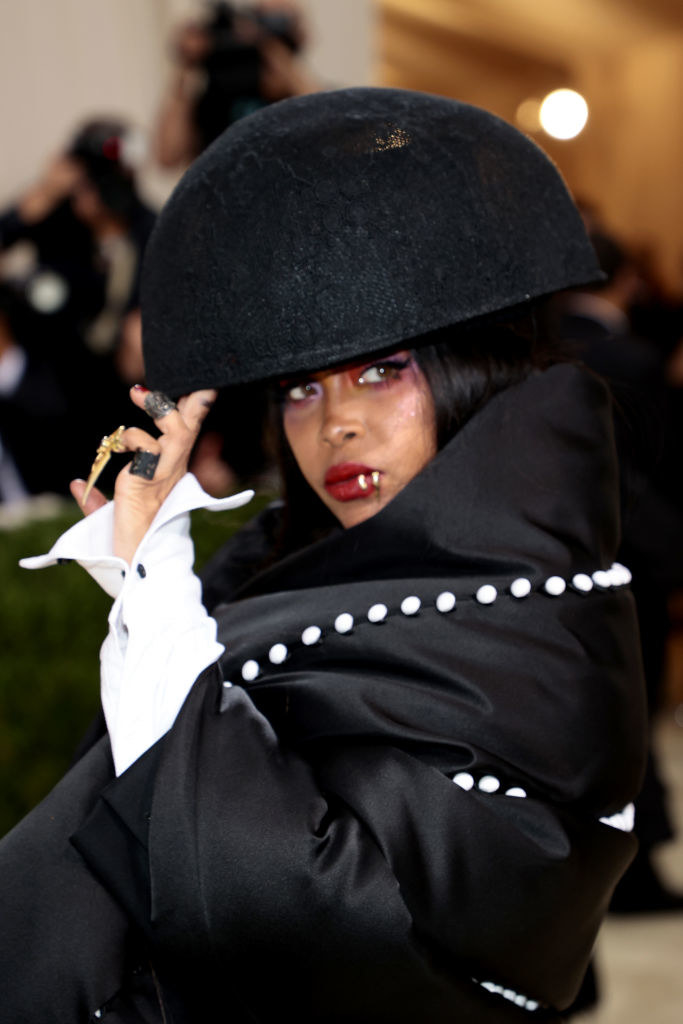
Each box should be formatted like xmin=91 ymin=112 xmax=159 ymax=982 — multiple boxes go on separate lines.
xmin=0 ymin=365 xmax=646 ymax=1023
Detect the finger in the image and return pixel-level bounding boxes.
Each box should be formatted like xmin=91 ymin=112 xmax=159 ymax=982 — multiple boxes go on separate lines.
xmin=176 ymin=388 xmax=217 ymax=433
xmin=120 ymin=426 xmax=162 ymax=454
xmin=129 ymin=386 xmax=185 ymax=432
xmin=128 ymin=450 xmax=161 ymax=481
xmin=70 ymin=478 xmax=107 ymax=517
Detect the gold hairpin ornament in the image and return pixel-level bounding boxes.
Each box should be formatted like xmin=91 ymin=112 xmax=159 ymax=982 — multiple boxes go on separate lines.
xmin=81 ymin=425 xmax=126 ymax=507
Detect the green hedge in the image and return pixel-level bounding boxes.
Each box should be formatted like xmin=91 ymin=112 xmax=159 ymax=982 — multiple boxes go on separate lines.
xmin=0 ymin=493 xmax=272 ymax=837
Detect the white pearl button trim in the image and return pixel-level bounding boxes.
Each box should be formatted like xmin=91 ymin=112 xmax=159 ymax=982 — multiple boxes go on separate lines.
xmin=268 ymin=643 xmax=288 ymax=665
xmin=454 ymin=772 xmax=528 ymax=800
xmin=435 ymin=590 xmax=456 ymax=613
xmin=510 ymin=577 xmax=531 ymax=599
xmin=477 ymin=980 xmax=540 ymax=1011
xmin=544 ymin=575 xmax=566 ymax=596
xmin=400 ymin=595 xmax=421 ymax=615
xmin=334 ymin=612 xmax=354 ymax=634
xmin=368 ymin=603 xmax=388 ymax=623
xmin=572 ymin=573 xmax=593 ymax=592
xmin=301 ymin=625 xmax=321 ymax=646
xmin=609 ymin=562 xmax=632 ymax=586
xmin=226 ymin=562 xmax=631 ymax=689
xmin=599 ymin=802 xmax=635 ymax=832
xmin=241 ymin=659 xmax=260 ymax=682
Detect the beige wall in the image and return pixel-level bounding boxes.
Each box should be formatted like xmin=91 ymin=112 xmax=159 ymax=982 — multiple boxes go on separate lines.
xmin=378 ymin=0 xmax=683 ymax=297
xmin=0 ymin=0 xmax=375 ymax=210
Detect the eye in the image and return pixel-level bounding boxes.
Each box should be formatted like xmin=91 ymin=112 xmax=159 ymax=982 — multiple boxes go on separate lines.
xmin=283 ymin=380 xmax=320 ymax=403
xmin=357 ymin=357 xmax=410 ymax=385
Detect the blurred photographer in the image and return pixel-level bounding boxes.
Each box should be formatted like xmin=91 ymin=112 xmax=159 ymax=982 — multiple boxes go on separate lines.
xmin=155 ymin=1 xmax=318 ymax=168
xmin=0 ymin=119 xmax=155 ymax=361
xmin=0 ymin=282 xmax=72 ymax=500
xmin=0 ymin=119 xmax=156 ymax=481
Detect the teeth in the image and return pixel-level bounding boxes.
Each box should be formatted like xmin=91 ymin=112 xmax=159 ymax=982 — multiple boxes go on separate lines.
xmin=371 ymin=470 xmax=380 ymax=490
xmin=357 ymin=474 xmax=369 ymax=490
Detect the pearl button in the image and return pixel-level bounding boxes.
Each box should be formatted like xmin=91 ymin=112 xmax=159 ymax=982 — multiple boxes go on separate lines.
xmin=367 ymin=603 xmax=388 ymax=623
xmin=510 ymin=577 xmax=531 ymax=598
xmin=222 ymin=680 xmax=233 ymax=688
xmin=544 ymin=575 xmax=566 ymax=596
xmin=334 ymin=613 xmax=354 ymax=634
xmin=400 ymin=595 xmax=421 ymax=615
xmin=505 ymin=786 xmax=527 ymax=798
xmin=572 ymin=572 xmax=593 ymax=592
xmin=453 ymin=772 xmax=474 ymax=790
xmin=592 ymin=569 xmax=611 ymax=588
xmin=301 ymin=625 xmax=321 ymax=646
xmin=475 ymin=584 xmax=497 ymax=605
xmin=526 ymin=1000 xmax=539 ymax=1011
xmin=436 ymin=591 xmax=456 ymax=613
xmin=478 ymin=774 xmax=500 ymax=793
xmin=268 ymin=643 xmax=288 ymax=665
xmin=241 ymin=660 xmax=260 ymax=682
xmin=611 ymin=561 xmax=632 ymax=585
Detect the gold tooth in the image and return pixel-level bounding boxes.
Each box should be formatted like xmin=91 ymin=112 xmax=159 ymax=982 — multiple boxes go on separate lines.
xmin=358 ymin=474 xmax=368 ymax=491
xmin=371 ymin=470 xmax=380 ymax=490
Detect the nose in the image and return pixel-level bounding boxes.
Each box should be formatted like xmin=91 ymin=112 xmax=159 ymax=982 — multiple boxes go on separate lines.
xmin=320 ymin=385 xmax=366 ymax=448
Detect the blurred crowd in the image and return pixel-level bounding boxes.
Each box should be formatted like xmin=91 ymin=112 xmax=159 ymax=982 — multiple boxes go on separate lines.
xmin=0 ymin=1 xmax=318 ymax=506
xmin=549 ymin=217 xmax=683 ymax=907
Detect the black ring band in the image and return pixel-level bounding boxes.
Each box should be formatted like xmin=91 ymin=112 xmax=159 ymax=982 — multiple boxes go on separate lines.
xmin=129 ymin=450 xmax=160 ymax=480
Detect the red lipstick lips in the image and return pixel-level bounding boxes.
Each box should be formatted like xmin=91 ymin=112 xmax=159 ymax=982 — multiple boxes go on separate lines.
xmin=324 ymin=463 xmax=381 ymax=502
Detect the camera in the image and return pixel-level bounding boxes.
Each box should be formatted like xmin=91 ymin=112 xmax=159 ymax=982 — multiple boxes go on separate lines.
xmin=191 ymin=2 xmax=303 ymax=144
xmin=203 ymin=2 xmax=300 ymax=98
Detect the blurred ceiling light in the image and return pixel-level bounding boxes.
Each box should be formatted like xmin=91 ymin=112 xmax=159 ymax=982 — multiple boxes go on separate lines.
xmin=515 ymin=98 xmax=541 ymax=133
xmin=539 ymin=89 xmax=588 ymax=140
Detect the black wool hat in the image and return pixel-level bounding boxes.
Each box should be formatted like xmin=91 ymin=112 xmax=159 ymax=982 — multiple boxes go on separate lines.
xmin=141 ymin=87 xmax=600 ymax=394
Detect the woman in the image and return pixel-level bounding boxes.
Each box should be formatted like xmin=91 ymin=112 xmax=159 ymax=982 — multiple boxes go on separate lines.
xmin=2 ymin=88 xmax=645 ymax=1022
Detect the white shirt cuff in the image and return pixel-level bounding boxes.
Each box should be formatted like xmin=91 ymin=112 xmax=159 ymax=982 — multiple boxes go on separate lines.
xmin=20 ymin=474 xmax=254 ymax=774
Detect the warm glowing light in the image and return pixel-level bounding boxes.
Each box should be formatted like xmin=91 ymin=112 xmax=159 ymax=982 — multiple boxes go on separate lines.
xmin=515 ymin=98 xmax=541 ymax=133
xmin=539 ymin=89 xmax=588 ymax=140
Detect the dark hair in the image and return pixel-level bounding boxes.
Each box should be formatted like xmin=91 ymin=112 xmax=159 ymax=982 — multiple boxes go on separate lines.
xmin=265 ymin=302 xmax=559 ymax=559
xmin=68 ymin=119 xmax=140 ymax=221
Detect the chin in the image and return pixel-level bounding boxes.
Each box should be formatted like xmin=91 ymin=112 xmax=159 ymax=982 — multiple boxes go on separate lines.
xmin=335 ymin=500 xmax=385 ymax=530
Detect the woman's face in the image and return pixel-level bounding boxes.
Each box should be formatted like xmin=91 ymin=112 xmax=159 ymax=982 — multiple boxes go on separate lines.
xmin=282 ymin=349 xmax=437 ymax=529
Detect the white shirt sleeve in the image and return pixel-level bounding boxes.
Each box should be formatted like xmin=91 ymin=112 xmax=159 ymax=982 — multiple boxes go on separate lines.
xmin=20 ymin=474 xmax=254 ymax=775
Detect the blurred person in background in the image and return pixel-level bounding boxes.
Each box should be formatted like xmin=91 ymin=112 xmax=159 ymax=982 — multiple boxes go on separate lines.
xmin=0 ymin=281 xmax=71 ymax=500
xmin=0 ymin=118 xmax=156 ymax=480
xmin=154 ymin=2 xmax=318 ymax=494
xmin=553 ymin=228 xmax=683 ymax=916
xmin=154 ymin=0 xmax=319 ymax=169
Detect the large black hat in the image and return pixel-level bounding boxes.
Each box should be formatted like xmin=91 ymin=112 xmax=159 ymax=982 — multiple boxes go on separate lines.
xmin=142 ymin=87 xmax=600 ymax=394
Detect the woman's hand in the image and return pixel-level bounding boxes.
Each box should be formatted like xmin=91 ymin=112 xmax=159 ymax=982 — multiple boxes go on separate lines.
xmin=70 ymin=386 xmax=216 ymax=564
